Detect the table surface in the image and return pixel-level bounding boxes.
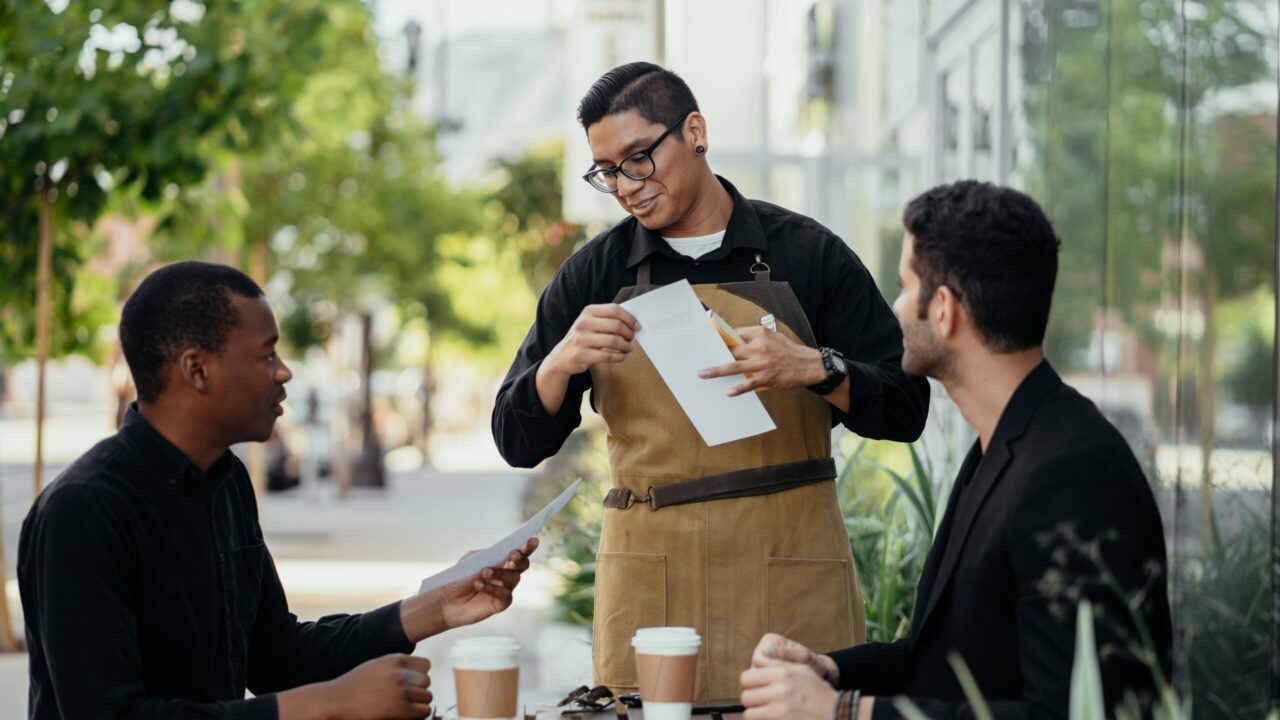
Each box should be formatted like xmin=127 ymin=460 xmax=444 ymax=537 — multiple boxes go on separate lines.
xmin=530 ymin=706 xmax=745 ymax=719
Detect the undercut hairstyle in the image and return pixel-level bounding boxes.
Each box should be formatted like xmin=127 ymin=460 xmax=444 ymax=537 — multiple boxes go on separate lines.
xmin=120 ymin=261 xmax=264 ymax=403
xmin=903 ymin=181 xmax=1060 ymax=353
xmin=577 ymin=61 xmax=700 ymax=136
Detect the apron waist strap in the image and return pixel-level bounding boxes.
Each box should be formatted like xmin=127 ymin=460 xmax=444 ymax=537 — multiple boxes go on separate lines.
xmin=603 ymin=457 xmax=837 ymax=510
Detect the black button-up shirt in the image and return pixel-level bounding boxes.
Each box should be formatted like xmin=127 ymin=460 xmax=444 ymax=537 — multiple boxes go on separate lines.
xmin=19 ymin=405 xmax=413 ymax=718
xmin=492 ymin=176 xmax=930 ymax=467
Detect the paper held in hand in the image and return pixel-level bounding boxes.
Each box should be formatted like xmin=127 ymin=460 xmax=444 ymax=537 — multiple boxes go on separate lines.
xmin=418 ymin=480 xmax=581 ymax=595
xmin=620 ymin=280 xmax=776 ymax=446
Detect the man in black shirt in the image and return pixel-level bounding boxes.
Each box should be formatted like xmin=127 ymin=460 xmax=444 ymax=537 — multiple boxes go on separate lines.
xmin=20 ymin=262 xmax=537 ymax=719
xmin=492 ymin=61 xmax=929 ymax=697
xmin=739 ymin=182 xmax=1171 ymax=719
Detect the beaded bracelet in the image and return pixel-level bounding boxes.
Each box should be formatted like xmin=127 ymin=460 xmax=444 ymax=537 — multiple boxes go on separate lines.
xmin=832 ymin=689 xmax=863 ymax=720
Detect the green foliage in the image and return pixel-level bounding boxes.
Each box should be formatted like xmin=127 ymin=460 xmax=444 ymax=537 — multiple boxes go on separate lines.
xmin=147 ymin=2 xmax=491 ymax=359
xmin=1021 ymin=0 xmax=1274 ymax=371
xmin=487 ymin=142 xmax=586 ymax=294
xmin=836 ymin=436 xmax=946 ymax=643
xmin=522 ymin=427 xmax=610 ymax=626
xmin=1183 ymin=514 xmax=1273 ymax=719
xmin=0 ymin=0 xmax=350 ymax=360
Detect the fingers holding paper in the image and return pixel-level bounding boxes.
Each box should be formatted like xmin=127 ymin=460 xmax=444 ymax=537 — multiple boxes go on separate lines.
xmin=438 ymin=536 xmax=540 ymax=630
xmin=547 ymin=304 xmax=640 ymax=374
xmin=699 ymin=326 xmax=826 ymax=396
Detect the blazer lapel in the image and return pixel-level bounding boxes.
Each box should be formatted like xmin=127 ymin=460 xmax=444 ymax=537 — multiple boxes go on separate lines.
xmin=910 ymin=360 xmax=1064 ymax=640
xmin=913 ymin=441 xmax=1014 ymax=636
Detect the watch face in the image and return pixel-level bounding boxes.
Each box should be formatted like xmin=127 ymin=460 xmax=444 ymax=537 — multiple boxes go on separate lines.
xmin=832 ymin=354 xmax=847 ymax=375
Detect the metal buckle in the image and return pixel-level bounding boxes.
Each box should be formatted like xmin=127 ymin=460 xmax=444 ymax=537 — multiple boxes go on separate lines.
xmin=618 ymin=488 xmax=658 ymax=510
xmin=749 ymin=252 xmax=771 ymax=275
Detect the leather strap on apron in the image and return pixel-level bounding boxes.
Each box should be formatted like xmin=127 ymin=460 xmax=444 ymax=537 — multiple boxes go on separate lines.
xmin=636 ymin=253 xmax=772 ymax=286
xmin=602 ymin=457 xmax=837 ymax=510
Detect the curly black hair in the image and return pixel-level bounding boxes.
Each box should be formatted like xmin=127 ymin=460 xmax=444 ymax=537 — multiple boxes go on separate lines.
xmin=903 ymin=180 xmax=1061 ymax=353
xmin=577 ymin=61 xmax=699 ymax=136
xmin=120 ymin=261 xmax=263 ymax=403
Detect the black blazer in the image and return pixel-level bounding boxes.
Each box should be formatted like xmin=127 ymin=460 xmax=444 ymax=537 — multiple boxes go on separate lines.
xmin=830 ymin=361 xmax=1172 ymax=719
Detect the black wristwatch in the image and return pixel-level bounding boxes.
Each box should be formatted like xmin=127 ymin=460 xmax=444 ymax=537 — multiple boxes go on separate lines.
xmin=807 ymin=347 xmax=848 ymax=396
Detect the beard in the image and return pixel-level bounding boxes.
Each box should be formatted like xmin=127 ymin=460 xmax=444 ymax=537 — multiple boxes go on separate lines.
xmin=900 ymin=316 xmax=950 ymax=379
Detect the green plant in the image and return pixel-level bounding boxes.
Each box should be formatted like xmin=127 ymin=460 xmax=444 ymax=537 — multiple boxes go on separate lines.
xmin=526 ymin=427 xmax=610 ymax=627
xmin=836 ymin=436 xmax=949 ymax=643
xmin=1183 ymin=513 xmax=1273 ymax=719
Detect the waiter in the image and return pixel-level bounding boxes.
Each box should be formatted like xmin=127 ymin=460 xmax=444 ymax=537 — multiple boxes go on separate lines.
xmin=492 ymin=62 xmax=929 ymax=699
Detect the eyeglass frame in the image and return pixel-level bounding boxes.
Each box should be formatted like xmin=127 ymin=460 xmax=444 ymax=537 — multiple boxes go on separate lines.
xmin=581 ymin=110 xmax=695 ymax=193
xmin=556 ymin=684 xmax=616 ymax=714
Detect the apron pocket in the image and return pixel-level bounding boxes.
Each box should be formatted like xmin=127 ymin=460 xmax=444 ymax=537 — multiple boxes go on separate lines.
xmin=765 ymin=557 xmax=853 ymax=653
xmin=593 ymin=552 xmax=667 ymax=688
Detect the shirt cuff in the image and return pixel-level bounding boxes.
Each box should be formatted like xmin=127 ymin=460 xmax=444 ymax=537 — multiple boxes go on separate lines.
xmin=509 ymin=360 xmax=583 ymax=438
xmin=372 ymin=600 xmax=416 ymax=654
xmin=241 ymin=694 xmax=281 ymax=720
xmin=841 ymin=360 xmax=885 ymax=433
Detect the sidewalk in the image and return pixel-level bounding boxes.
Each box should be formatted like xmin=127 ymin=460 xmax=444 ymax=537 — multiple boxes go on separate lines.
xmin=0 ymin=430 xmax=594 ymax=717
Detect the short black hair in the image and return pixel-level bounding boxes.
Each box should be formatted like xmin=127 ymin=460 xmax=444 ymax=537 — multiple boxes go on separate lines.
xmin=577 ymin=61 xmax=700 ymax=135
xmin=903 ymin=181 xmax=1060 ymax=353
xmin=120 ymin=261 xmax=263 ymax=403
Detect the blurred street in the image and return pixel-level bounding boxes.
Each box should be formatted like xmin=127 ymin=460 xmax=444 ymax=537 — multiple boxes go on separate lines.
xmin=0 ymin=404 xmax=592 ymax=718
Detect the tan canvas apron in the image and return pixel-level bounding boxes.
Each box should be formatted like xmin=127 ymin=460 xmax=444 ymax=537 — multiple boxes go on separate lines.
xmin=588 ymin=257 xmax=866 ymax=700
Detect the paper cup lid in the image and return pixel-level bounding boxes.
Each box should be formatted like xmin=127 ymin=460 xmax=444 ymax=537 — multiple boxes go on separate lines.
xmin=450 ymin=636 xmax=520 ymax=659
xmin=631 ymin=627 xmax=701 ymax=652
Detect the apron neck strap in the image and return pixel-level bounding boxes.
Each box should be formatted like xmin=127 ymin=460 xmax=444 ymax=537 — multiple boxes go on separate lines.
xmin=750 ymin=253 xmax=771 ymax=283
xmin=638 ymin=255 xmax=770 ymax=286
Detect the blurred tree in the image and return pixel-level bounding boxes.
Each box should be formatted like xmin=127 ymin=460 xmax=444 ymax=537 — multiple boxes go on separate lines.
xmin=155 ymin=2 xmax=492 ymax=480
xmin=0 ymin=0 xmax=341 ymax=503
xmin=1023 ymin=0 xmax=1271 ymax=475
xmin=488 ymin=141 xmax=585 ymax=294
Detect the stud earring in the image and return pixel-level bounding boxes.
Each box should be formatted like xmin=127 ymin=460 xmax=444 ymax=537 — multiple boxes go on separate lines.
xmin=695 ymin=146 xmax=706 ymax=154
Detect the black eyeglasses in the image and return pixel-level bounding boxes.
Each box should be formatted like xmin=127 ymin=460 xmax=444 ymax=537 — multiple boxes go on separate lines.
xmin=582 ymin=111 xmax=693 ymax=193
xmin=557 ymin=684 xmax=617 ymax=714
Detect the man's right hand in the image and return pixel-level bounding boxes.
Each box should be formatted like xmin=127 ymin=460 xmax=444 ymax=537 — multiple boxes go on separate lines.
xmin=536 ymin=304 xmax=639 ymax=414
xmin=279 ymin=653 xmax=433 ymax=720
xmin=750 ymin=633 xmax=839 ymax=685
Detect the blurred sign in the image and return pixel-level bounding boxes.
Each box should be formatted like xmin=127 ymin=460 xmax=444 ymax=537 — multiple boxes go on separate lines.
xmin=563 ymin=0 xmax=663 ymax=225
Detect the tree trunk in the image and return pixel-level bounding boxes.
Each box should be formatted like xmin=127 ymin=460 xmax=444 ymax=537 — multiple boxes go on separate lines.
xmin=34 ymin=192 xmax=53 ymax=497
xmin=0 ymin=361 xmax=13 ymax=649
xmin=329 ymin=328 xmax=352 ymax=499
xmin=416 ymin=327 xmax=439 ymax=467
xmin=351 ymin=311 xmax=384 ymax=487
xmin=1197 ymin=276 xmax=1218 ymax=545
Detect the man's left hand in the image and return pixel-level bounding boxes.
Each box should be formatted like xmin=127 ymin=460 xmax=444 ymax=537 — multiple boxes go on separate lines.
xmin=740 ymin=662 xmax=838 ymax=720
xmin=438 ymin=537 xmax=538 ymax=630
xmin=699 ymin=326 xmax=824 ymax=396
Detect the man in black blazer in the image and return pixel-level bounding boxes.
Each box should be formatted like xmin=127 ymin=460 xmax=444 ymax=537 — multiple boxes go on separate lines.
xmin=739 ymin=181 xmax=1172 ymax=719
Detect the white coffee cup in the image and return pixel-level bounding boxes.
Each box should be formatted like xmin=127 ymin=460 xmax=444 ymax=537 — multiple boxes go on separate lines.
xmin=450 ymin=637 xmax=520 ymax=720
xmin=631 ymin=627 xmax=702 ymax=720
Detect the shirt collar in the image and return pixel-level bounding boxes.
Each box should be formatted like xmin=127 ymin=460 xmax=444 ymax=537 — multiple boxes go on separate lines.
xmin=120 ymin=403 xmax=234 ymax=490
xmin=625 ymin=175 xmax=769 ymax=269
xmin=988 ymin=358 xmax=1062 ymax=452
